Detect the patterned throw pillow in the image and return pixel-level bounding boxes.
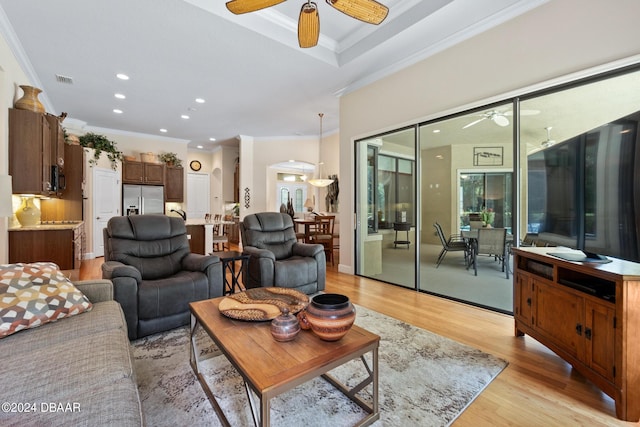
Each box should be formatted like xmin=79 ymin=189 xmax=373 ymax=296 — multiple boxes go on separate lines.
xmin=0 ymin=262 xmax=93 ymax=338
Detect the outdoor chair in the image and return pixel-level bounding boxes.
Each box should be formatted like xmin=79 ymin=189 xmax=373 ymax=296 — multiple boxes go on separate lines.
xmin=470 ymin=227 xmax=509 ymax=279
xmin=434 ymin=222 xmax=469 ymax=267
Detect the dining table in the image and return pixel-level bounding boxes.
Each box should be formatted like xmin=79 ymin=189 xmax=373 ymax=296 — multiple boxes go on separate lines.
xmin=294 ymin=215 xmax=335 ymax=243
xmin=461 ymin=228 xmax=513 ymax=277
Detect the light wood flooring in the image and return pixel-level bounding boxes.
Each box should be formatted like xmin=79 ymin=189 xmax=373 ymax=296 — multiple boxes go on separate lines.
xmin=79 ymin=248 xmax=637 ymax=426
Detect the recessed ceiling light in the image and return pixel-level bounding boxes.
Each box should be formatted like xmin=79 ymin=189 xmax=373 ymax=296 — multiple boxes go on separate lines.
xmin=114 ymin=93 xmax=126 ymax=99
xmin=435 ymin=154 xmax=444 ymax=159
xmin=195 ymin=98 xmax=205 ymax=104
xmin=209 ymin=137 xmax=216 ymax=141
xmin=197 ymin=145 xmax=204 ymax=149
xmin=116 ymin=73 xmax=129 ymax=80
xmin=181 ymin=115 xmax=190 ymax=119
xmin=432 ymin=129 xmax=441 ymax=133
xmin=113 ymin=109 xmax=123 ymax=114
xmin=159 ymin=128 xmax=167 ymax=133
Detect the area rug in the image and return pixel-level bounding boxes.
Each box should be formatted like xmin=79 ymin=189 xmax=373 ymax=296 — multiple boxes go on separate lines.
xmin=132 ymin=306 xmax=507 ymax=426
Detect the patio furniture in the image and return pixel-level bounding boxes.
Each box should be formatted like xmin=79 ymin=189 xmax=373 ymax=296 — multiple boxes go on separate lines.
xmin=434 ymin=222 xmax=468 ymax=267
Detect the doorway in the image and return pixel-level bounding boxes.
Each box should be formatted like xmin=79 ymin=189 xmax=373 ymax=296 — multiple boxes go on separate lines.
xmin=92 ymin=167 xmax=119 ymax=257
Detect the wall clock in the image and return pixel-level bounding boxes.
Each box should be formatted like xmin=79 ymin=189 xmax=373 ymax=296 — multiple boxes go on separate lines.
xmin=190 ymin=160 xmax=202 ymax=171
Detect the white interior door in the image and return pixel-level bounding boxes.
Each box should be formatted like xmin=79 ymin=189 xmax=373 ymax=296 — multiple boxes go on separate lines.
xmin=187 ymin=173 xmax=210 ymax=220
xmin=93 ymin=168 xmax=120 ymax=257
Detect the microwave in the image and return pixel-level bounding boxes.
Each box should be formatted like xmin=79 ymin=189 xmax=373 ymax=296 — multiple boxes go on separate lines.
xmin=51 ymin=165 xmax=65 ymax=193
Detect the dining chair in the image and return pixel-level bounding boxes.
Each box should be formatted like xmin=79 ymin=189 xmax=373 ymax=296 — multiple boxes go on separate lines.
xmin=472 ymin=227 xmax=508 ymax=278
xmin=434 ymin=222 xmax=468 ymax=267
xmin=308 ymin=215 xmax=335 ymax=265
xmin=212 ymin=220 xmax=229 ymax=252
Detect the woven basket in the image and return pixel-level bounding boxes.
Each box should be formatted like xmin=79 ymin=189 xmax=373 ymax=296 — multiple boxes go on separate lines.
xmin=140 ymin=152 xmax=156 ymax=163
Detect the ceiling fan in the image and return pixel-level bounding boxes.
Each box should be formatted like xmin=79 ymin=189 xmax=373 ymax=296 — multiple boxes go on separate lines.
xmin=225 ymin=0 xmax=389 ymax=48
xmin=541 ymin=126 xmax=556 ymax=148
xmin=462 ymin=109 xmax=540 ymax=129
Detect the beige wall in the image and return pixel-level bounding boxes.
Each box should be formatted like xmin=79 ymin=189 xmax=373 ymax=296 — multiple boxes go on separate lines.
xmin=240 ymin=133 xmax=340 ymax=216
xmin=339 ymin=0 xmax=640 ymax=273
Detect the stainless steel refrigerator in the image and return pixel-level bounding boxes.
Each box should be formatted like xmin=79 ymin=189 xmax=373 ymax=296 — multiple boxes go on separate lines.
xmin=123 ymin=184 xmax=164 ymax=215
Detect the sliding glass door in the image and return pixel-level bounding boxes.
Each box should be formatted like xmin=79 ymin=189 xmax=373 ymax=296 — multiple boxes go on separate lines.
xmin=353 ymin=64 xmax=640 ymax=313
xmin=418 ymin=102 xmax=514 ymax=312
xmin=355 ymin=128 xmax=416 ymax=288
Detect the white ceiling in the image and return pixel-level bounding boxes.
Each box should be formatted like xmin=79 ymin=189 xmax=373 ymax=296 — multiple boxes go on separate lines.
xmin=0 ymin=0 xmax=547 ymax=150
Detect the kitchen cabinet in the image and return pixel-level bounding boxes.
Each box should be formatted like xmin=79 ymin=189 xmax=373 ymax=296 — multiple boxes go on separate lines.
xmin=122 ymin=160 xmax=164 ymax=185
xmin=165 ymin=166 xmax=184 ymax=202
xmin=8 ymin=222 xmax=85 ymax=271
xmin=45 ymin=114 xmax=65 ymax=196
xmin=513 ymin=247 xmax=640 ymax=421
xmin=186 ymin=224 xmax=205 ymax=254
xmin=8 ymin=108 xmax=52 ymax=195
xmin=40 ymin=144 xmax=85 ymax=222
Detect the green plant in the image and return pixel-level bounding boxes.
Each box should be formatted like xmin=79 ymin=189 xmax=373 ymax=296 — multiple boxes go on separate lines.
xmin=78 ymin=132 xmax=123 ymax=170
xmin=158 ymin=152 xmax=182 ymax=167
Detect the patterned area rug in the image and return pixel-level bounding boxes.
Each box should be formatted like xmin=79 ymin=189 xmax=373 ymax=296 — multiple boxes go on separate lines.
xmin=132 ymin=306 xmax=507 ymax=426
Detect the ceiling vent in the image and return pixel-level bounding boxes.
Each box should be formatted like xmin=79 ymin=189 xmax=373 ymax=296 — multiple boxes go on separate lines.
xmin=55 ymin=74 xmax=74 ymax=84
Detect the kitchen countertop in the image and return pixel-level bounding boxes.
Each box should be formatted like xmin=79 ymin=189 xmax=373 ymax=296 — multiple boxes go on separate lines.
xmin=9 ymin=221 xmax=84 ymax=231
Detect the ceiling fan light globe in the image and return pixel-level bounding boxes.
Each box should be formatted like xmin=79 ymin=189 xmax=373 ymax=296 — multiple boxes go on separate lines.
xmin=493 ymin=115 xmax=509 ymax=127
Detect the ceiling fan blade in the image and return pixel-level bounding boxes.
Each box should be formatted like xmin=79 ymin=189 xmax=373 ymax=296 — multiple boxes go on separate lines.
xmin=298 ymin=2 xmax=320 ymax=48
xmin=463 ymin=117 xmax=486 ymax=129
xmin=492 ymin=115 xmax=509 ymax=127
xmin=226 ymin=0 xmax=286 ymax=14
xmin=325 ymin=0 xmax=388 ymax=25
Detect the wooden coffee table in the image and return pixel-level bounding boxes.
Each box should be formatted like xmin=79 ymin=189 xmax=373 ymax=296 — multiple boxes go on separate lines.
xmin=189 ymin=297 xmax=380 ymax=427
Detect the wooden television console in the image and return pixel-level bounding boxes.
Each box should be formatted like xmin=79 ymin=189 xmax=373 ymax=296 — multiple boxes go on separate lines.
xmin=513 ymin=247 xmax=640 ymax=421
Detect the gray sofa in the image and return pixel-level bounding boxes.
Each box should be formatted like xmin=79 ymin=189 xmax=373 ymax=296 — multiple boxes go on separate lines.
xmin=102 ymin=215 xmax=224 ymax=340
xmin=240 ymin=212 xmax=326 ymax=294
xmin=0 ymin=279 xmax=143 ymax=427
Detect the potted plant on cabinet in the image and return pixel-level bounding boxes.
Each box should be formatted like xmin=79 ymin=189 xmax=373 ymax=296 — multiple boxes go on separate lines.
xmin=158 ymin=152 xmax=182 ymax=168
xmin=78 ymin=132 xmax=123 ymax=170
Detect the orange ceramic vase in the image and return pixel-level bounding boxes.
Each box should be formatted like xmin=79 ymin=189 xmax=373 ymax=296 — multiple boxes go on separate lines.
xmin=14 ymin=85 xmax=45 ymax=113
xmin=301 ymin=293 xmax=355 ymax=341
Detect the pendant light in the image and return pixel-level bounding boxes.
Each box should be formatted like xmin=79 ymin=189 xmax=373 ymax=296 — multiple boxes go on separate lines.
xmin=308 ymin=113 xmax=335 ymax=188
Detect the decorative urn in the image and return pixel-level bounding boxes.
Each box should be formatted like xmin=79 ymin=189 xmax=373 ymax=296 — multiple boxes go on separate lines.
xmin=298 ymin=293 xmax=356 ymax=341
xmin=270 ymin=308 xmax=300 ymax=342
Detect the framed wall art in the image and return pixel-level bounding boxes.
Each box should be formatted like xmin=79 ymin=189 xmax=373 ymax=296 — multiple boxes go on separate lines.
xmin=473 ymin=147 xmax=503 ymax=166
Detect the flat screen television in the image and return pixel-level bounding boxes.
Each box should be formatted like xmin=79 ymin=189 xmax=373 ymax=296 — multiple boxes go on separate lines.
xmin=527 ymin=112 xmax=640 ymax=262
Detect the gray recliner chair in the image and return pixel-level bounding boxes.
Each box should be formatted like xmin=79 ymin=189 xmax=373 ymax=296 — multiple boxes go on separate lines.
xmin=240 ymin=212 xmax=326 ymax=295
xmin=101 ymin=215 xmax=224 ymax=340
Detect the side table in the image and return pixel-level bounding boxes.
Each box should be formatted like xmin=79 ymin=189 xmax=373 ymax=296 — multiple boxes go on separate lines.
xmin=393 ymin=222 xmax=411 ymax=249
xmin=211 ymin=250 xmax=249 ymax=295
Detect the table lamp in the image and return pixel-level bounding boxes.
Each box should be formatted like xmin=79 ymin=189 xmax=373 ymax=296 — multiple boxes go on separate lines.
xmin=0 ymin=175 xmax=13 ymax=217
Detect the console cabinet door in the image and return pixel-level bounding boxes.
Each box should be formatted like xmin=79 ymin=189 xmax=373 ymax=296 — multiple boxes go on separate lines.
xmin=514 ymin=273 xmax=534 ymax=327
xmin=584 ymin=299 xmax=616 ymax=382
xmin=534 ymin=280 xmax=584 ymax=360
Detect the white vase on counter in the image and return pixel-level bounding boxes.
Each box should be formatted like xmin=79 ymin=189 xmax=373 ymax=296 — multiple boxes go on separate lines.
xmin=15 ymin=196 xmax=40 ymax=227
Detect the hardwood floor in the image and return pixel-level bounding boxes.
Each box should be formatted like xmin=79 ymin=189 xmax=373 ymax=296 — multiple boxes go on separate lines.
xmin=80 ymin=250 xmax=636 ymax=426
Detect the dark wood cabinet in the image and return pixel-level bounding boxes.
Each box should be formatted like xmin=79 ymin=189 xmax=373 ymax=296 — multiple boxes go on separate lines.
xmin=8 ymin=222 xmax=85 ymax=271
xmin=122 ymin=160 xmax=164 ymax=184
xmin=513 ymin=247 xmax=640 ymax=421
xmin=9 ymin=108 xmax=52 ymax=195
xmin=165 ymin=166 xmax=184 ymax=202
xmin=40 ymin=144 xmax=84 ymax=222
xmin=45 ymin=114 xmax=65 ymax=196
xmin=186 ymin=224 xmax=205 ymax=254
